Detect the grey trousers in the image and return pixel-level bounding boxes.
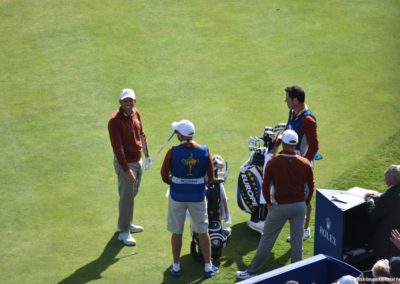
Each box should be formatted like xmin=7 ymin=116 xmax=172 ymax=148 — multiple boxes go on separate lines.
xmin=247 ymin=202 xmax=306 ymax=274
xmin=114 ymin=158 xmax=143 ymax=232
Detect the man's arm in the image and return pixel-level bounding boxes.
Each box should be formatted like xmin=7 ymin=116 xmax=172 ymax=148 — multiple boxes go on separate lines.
xmin=368 ymin=193 xmax=391 ymax=227
xmin=262 ymin=163 xmax=273 ymax=205
xmin=206 ymin=149 xmax=214 ymax=184
xmin=302 ymin=116 xmax=319 ymax=161
xmin=305 ymin=163 xmax=315 ymax=205
xmin=108 ymin=118 xmax=129 ymax=172
xmin=136 ymin=111 xmax=150 ymax=157
xmin=140 ymin=134 xmax=149 ymax=157
xmin=160 ymin=149 xmax=172 ymax=185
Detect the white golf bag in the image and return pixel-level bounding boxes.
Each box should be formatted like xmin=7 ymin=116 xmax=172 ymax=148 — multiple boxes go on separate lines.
xmin=237 ymin=124 xmax=285 ymax=233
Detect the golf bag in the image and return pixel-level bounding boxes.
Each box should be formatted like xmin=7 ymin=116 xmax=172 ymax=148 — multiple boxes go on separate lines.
xmin=237 ymin=148 xmax=269 ymax=223
xmin=190 ymin=155 xmax=232 ymax=261
xmin=237 ymin=124 xmax=285 ymax=223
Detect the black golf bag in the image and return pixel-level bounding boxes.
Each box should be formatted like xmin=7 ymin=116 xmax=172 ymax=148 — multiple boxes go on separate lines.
xmin=190 ymin=155 xmax=231 ymax=261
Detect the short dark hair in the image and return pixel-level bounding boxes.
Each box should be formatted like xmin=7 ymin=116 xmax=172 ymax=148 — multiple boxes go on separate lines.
xmin=285 ymin=85 xmax=306 ymax=103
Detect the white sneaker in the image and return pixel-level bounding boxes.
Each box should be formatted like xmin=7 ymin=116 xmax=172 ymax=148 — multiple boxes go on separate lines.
xmin=116 ymin=224 xmax=144 ymax=233
xmin=303 ymin=227 xmax=311 ymax=240
xmin=236 ymin=270 xmax=257 ymax=280
xmin=130 ymin=224 xmax=143 ymax=233
xmin=118 ymin=232 xmax=136 ymax=246
xmin=286 ymin=227 xmax=311 ymax=242
xmin=247 ymin=220 xmax=264 ymax=234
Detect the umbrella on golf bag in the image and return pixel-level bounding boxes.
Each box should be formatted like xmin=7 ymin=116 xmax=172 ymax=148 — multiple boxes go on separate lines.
xmin=190 ymin=155 xmax=231 ymax=261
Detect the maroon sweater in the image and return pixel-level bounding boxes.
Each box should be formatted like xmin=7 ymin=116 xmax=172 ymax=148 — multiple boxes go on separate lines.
xmin=108 ymin=107 xmax=148 ymax=171
xmin=262 ymin=150 xmax=315 ymax=205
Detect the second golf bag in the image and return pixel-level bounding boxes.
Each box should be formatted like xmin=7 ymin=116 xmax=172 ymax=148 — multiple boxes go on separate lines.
xmin=190 ymin=155 xmax=232 ymax=261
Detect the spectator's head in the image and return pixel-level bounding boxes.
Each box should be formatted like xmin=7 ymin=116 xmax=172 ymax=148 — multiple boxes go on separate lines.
xmin=371 ymin=259 xmax=393 ymax=283
xmin=336 ymin=275 xmax=358 ymax=284
xmin=285 ymin=281 xmax=299 ymax=284
xmin=389 ymin=256 xmax=400 ymax=277
xmin=384 ymin=165 xmax=400 ymax=186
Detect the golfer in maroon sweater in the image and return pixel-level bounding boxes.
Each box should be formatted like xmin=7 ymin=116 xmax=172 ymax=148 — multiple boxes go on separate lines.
xmin=237 ymin=130 xmax=315 ymax=280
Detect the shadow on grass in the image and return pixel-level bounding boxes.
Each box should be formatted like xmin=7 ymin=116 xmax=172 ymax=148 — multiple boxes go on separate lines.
xmin=160 ymin=222 xmax=266 ymax=284
xmin=161 ymin=254 xmax=208 ymax=284
xmin=222 ymin=221 xmax=263 ymax=270
xmin=224 ymin=222 xmax=291 ymax=283
xmin=58 ymin=233 xmax=126 ymax=284
xmin=159 ymin=222 xmax=292 ymax=283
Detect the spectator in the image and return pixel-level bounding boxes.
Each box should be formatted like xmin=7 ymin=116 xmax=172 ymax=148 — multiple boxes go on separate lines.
xmin=389 ymin=256 xmax=400 ymax=277
xmin=335 ymin=275 xmax=358 ymax=284
xmin=365 ymin=165 xmax=400 ymax=259
xmin=371 ymin=259 xmax=393 ymax=284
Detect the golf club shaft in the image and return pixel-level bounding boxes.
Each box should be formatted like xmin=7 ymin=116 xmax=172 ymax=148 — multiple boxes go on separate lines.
xmin=152 ymin=131 xmax=176 ymax=161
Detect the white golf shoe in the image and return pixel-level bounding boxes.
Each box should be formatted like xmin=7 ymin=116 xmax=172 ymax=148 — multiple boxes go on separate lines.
xmin=247 ymin=220 xmax=264 ymax=234
xmin=236 ymin=270 xmax=257 ymax=280
xmin=116 ymin=224 xmax=144 ymax=233
xmin=303 ymin=227 xmax=311 ymax=240
xmin=118 ymin=231 xmax=136 ymax=246
xmin=130 ymin=224 xmax=143 ymax=233
xmin=286 ymin=227 xmax=311 ymax=242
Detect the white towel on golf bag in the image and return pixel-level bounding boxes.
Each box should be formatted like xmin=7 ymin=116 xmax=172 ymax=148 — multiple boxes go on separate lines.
xmin=219 ymin=183 xmax=231 ymax=225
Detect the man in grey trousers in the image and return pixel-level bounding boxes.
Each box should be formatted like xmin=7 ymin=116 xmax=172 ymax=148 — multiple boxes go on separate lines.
xmin=236 ymin=130 xmax=315 ymax=280
xmin=108 ymin=88 xmax=152 ymax=246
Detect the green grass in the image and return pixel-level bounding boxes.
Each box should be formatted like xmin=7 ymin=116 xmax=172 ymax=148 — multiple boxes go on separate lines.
xmin=1 ymin=1 xmax=399 ymax=283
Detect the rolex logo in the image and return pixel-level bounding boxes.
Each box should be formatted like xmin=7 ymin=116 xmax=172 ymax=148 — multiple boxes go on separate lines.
xmin=325 ymin=217 xmax=332 ymax=230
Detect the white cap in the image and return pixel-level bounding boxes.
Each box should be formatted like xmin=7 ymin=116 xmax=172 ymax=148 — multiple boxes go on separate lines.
xmin=171 ymin=120 xmax=195 ymax=137
xmin=120 ymin=88 xmax=136 ymax=100
xmin=281 ymin=129 xmax=298 ymax=146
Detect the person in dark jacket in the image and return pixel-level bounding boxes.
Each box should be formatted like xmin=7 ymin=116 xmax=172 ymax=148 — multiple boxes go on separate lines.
xmin=366 ymin=165 xmax=400 ymax=259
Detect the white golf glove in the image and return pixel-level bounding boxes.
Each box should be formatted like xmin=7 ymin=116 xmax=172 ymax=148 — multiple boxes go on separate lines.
xmin=144 ymin=156 xmax=153 ymax=170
